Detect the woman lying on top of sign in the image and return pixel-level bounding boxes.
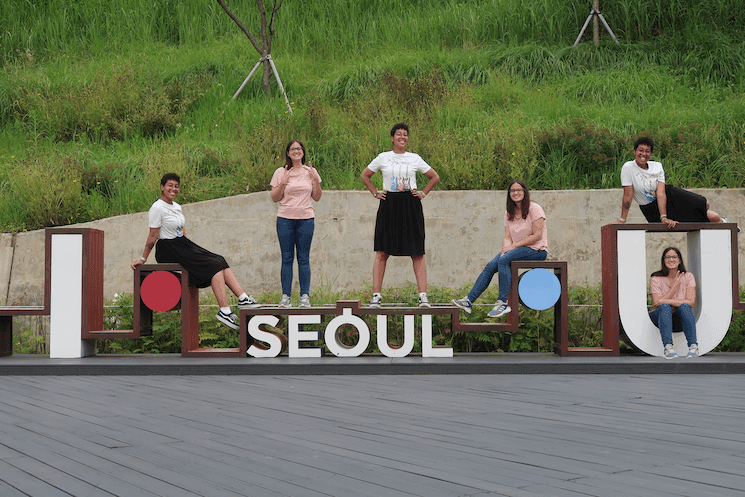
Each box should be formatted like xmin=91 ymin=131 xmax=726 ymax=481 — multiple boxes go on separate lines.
xmin=452 ymin=180 xmax=548 ymax=318
xmin=649 ymin=247 xmax=698 ymax=359
xmin=131 ymin=172 xmax=261 ymax=330
xmin=616 ymin=136 xmax=731 ymax=228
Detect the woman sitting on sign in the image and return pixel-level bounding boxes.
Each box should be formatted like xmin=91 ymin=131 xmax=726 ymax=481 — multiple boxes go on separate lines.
xmin=452 ymin=180 xmax=548 ymax=318
xmin=649 ymin=247 xmax=698 ymax=359
xmin=617 ymin=137 xmax=730 ymax=228
xmin=131 ymin=172 xmax=261 ymax=330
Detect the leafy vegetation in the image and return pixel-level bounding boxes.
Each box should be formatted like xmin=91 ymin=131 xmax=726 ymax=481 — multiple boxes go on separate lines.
xmin=1 ymin=0 xmax=744 ymax=231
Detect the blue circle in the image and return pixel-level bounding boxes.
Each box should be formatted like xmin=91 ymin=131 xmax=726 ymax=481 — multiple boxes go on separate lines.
xmin=518 ymin=268 xmax=561 ymax=311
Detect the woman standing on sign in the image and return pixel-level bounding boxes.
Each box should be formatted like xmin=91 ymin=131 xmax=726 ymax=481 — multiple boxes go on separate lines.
xmin=360 ymin=123 xmax=440 ymax=308
xmin=649 ymin=247 xmax=698 ymax=359
xmin=269 ymin=140 xmax=322 ymax=308
xmin=131 ymin=172 xmax=261 ymax=330
xmin=452 ymin=180 xmax=548 ymax=318
xmin=617 ymin=137 xmax=730 ymax=228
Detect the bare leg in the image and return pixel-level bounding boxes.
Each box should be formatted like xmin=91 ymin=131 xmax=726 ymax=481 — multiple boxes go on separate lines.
xmin=373 ymin=251 xmax=389 ymax=293
xmin=211 ymin=271 xmax=229 ymax=308
xmin=222 ymin=268 xmax=246 ymax=297
xmin=412 ymin=255 xmax=427 ymax=293
xmin=707 ymin=210 xmax=723 ymax=223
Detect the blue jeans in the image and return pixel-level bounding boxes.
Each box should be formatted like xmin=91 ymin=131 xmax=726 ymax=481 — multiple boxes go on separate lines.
xmin=467 ymin=247 xmax=548 ymax=304
xmin=649 ymin=303 xmax=697 ymax=347
xmin=276 ymin=217 xmax=314 ymax=295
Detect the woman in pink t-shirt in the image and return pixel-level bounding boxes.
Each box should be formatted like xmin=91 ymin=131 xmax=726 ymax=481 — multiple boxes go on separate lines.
xmin=270 ymin=140 xmax=322 ymax=308
xmin=649 ymin=247 xmax=698 ymax=359
xmin=452 ymin=180 xmax=548 ymax=318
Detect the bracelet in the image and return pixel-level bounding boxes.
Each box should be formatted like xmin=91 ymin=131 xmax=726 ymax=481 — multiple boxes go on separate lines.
xmin=660 ymin=215 xmax=668 ymax=220
xmin=372 ymin=191 xmax=378 ymax=197
xmin=618 ymin=218 xmax=626 ymax=223
xmin=140 ymin=256 xmax=147 ymax=262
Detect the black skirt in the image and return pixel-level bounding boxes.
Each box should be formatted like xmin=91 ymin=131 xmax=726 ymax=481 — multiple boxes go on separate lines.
xmin=639 ymin=184 xmax=709 ymax=223
xmin=155 ymin=237 xmax=229 ymax=288
xmin=373 ymin=191 xmax=425 ymax=256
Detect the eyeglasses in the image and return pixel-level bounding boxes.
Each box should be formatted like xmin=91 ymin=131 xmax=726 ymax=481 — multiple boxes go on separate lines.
xmin=509 ymin=188 xmax=524 ymax=193
xmin=289 ymin=147 xmax=303 ymax=152
xmin=664 ymin=255 xmax=679 ymax=260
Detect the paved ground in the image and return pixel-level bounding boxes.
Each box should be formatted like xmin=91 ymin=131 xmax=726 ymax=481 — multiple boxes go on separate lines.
xmin=1 ymin=372 xmax=744 ymax=496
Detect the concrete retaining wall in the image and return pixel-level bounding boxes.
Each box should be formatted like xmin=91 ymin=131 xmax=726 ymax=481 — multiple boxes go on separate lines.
xmin=3 ymin=188 xmax=744 ymax=304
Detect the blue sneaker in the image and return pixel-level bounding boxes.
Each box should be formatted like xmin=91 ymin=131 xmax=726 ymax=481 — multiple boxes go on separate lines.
xmin=487 ymin=301 xmax=511 ymax=318
xmin=451 ymin=297 xmax=472 ymax=314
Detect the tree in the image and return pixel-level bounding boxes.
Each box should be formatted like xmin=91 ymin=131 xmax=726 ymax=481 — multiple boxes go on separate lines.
xmin=216 ymin=0 xmax=284 ymax=95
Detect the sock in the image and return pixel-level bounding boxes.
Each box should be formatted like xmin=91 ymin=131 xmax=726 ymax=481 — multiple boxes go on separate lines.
xmin=238 ymin=293 xmax=248 ymax=301
xmin=220 ymin=306 xmax=231 ymax=314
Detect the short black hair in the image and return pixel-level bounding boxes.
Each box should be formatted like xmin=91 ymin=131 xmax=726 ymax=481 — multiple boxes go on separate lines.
xmin=633 ymin=136 xmax=654 ymax=153
xmin=160 ymin=172 xmax=180 ymax=186
xmin=390 ymin=123 xmax=409 ymax=136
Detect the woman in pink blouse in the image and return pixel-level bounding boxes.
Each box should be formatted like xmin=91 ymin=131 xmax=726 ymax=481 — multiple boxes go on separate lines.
xmin=649 ymin=247 xmax=698 ymax=359
xmin=270 ymin=140 xmax=322 ymax=308
xmin=452 ymin=180 xmax=548 ymax=318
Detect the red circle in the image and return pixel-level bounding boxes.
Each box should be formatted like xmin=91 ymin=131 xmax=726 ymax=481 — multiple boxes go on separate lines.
xmin=141 ymin=271 xmax=181 ymax=311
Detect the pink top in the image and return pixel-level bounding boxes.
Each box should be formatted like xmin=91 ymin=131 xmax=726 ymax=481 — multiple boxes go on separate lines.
xmin=650 ymin=272 xmax=696 ymax=302
xmin=504 ymin=202 xmax=548 ymax=251
xmin=270 ymin=165 xmax=322 ymax=219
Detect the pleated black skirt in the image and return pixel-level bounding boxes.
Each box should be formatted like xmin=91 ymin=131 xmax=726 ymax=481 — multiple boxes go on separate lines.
xmin=373 ymin=192 xmax=425 ymax=256
xmin=155 ymin=237 xmax=229 ymax=288
xmin=639 ymin=184 xmax=709 ymax=223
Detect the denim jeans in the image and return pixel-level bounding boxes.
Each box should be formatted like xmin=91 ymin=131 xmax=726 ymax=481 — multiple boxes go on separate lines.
xmin=649 ymin=303 xmax=697 ymax=347
xmin=276 ymin=217 xmax=314 ymax=295
xmin=467 ymin=247 xmax=548 ymax=304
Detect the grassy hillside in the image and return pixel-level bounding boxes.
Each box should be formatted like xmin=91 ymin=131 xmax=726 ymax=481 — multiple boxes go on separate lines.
xmin=1 ymin=0 xmax=744 ymax=231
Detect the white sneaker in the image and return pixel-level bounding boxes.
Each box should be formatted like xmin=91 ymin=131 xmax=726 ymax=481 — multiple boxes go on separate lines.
xmin=299 ymin=294 xmax=311 ymax=308
xmin=663 ymin=344 xmax=678 ymax=360
xmin=687 ymin=344 xmax=699 ymax=358
xmin=369 ymin=295 xmax=382 ymax=308
xmin=278 ymin=294 xmax=292 ymax=307
xmin=418 ymin=294 xmax=431 ymax=308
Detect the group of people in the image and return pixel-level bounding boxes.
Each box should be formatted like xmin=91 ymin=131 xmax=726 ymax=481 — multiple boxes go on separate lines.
xmin=131 ymin=129 xmax=731 ymax=358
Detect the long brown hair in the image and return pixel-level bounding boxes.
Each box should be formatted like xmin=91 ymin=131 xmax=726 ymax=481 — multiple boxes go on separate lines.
xmin=651 ymin=247 xmax=687 ymax=277
xmin=506 ymin=180 xmax=530 ymax=221
xmin=284 ymin=140 xmax=306 ymax=169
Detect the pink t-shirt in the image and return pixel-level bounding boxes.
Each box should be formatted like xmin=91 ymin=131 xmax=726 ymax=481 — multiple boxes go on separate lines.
xmin=504 ymin=202 xmax=548 ymax=251
xmin=650 ymin=272 xmax=695 ymax=301
xmin=270 ymin=165 xmax=322 ymax=219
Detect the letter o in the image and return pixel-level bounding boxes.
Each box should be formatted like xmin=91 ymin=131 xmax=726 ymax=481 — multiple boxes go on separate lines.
xmin=324 ymin=308 xmax=370 ymax=357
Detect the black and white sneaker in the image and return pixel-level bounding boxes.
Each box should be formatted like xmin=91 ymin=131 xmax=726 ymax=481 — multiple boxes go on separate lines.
xmin=418 ymin=294 xmax=431 ymax=308
xmin=238 ymin=295 xmax=261 ymax=309
xmin=216 ymin=310 xmax=239 ymax=330
xmin=369 ymin=295 xmax=382 ymax=308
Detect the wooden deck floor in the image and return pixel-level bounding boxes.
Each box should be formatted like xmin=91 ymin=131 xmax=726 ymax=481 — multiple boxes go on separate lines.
xmin=1 ymin=373 xmax=744 ymax=496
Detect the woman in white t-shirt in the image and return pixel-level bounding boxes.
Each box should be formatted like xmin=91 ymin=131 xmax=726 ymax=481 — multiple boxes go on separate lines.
xmin=452 ymin=180 xmax=548 ymax=318
xmin=131 ymin=173 xmax=260 ymax=330
xmin=617 ymin=137 xmax=727 ymax=227
xmin=360 ymin=123 xmax=440 ymax=308
xmin=649 ymin=247 xmax=698 ymax=359
xmin=269 ymin=140 xmax=322 ymax=308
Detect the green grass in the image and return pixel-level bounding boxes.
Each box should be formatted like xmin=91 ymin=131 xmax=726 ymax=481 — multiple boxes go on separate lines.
xmin=1 ymin=0 xmax=745 ymax=231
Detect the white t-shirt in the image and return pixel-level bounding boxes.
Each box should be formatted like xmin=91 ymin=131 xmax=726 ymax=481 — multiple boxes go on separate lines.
xmin=366 ymin=151 xmax=431 ymax=192
xmin=620 ymin=160 xmax=665 ymax=206
xmin=148 ymin=199 xmax=185 ymax=239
